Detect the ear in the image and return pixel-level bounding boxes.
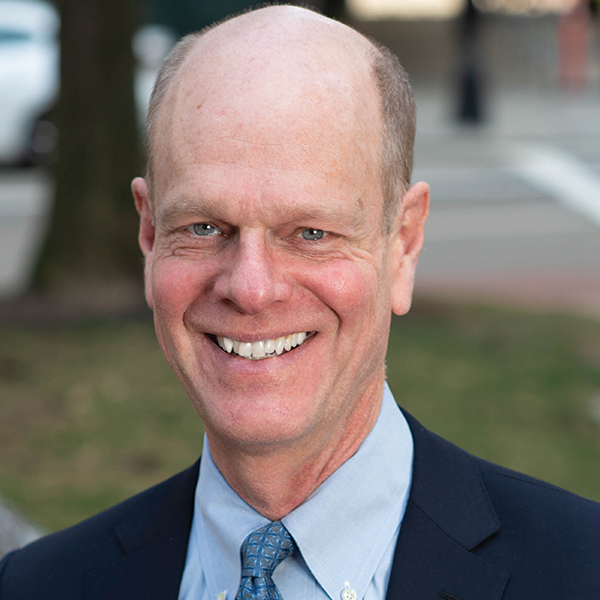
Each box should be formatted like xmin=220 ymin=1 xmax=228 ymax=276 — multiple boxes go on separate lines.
xmin=390 ymin=181 xmax=430 ymax=316
xmin=131 ymin=177 xmax=155 ymax=310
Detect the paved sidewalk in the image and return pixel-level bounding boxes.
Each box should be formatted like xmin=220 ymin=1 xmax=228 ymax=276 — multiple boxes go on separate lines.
xmin=411 ymin=84 xmax=600 ymax=318
xmin=0 ymin=169 xmax=52 ymax=297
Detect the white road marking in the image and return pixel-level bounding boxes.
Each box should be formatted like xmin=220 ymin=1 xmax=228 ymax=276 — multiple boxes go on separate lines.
xmin=509 ymin=144 xmax=600 ymax=229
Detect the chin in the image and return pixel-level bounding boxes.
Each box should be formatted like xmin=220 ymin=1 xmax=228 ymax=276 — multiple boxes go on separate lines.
xmin=198 ymin=393 xmax=319 ymax=449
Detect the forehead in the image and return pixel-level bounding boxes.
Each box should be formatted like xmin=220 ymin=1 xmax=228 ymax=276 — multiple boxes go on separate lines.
xmin=150 ymin=11 xmax=384 ymax=220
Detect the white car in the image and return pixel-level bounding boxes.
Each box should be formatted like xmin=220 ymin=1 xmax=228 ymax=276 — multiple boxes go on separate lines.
xmin=0 ymin=0 xmax=174 ymax=166
xmin=0 ymin=0 xmax=59 ymax=165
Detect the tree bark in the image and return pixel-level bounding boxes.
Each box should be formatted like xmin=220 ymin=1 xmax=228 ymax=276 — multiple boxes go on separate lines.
xmin=33 ymin=0 xmax=143 ymax=311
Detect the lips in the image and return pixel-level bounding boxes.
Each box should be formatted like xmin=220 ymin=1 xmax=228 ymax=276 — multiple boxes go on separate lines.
xmin=215 ymin=332 xmax=309 ymax=359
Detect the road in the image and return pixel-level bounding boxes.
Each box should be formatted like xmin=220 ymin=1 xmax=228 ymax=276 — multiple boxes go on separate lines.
xmin=1 ymin=85 xmax=599 ymax=317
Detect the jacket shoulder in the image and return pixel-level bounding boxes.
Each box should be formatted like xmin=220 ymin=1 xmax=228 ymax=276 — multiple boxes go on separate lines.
xmin=403 ymin=409 xmax=600 ymax=597
xmin=0 ymin=462 xmax=198 ymax=599
xmin=478 ymin=457 xmax=600 ymax=540
xmin=476 ymin=455 xmax=600 ymax=525
xmin=472 ymin=455 xmax=600 ymax=594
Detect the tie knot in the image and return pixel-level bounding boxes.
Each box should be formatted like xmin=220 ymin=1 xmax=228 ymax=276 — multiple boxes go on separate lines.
xmin=240 ymin=521 xmax=296 ymax=578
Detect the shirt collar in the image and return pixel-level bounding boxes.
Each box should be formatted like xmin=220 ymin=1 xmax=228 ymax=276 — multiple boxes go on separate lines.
xmin=194 ymin=382 xmax=413 ymax=600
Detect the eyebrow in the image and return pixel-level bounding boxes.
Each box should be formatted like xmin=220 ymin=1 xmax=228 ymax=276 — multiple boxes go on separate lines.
xmin=156 ymin=193 xmax=369 ymax=230
xmin=156 ymin=195 xmax=219 ymax=224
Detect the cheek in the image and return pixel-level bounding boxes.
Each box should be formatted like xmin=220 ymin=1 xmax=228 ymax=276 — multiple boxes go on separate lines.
xmin=149 ymin=260 xmax=207 ymax=376
xmin=150 ymin=258 xmax=209 ymax=316
xmin=304 ymin=260 xmax=382 ymax=325
xmin=308 ymin=257 xmax=394 ymax=373
xmin=149 ymin=261 xmax=212 ymax=363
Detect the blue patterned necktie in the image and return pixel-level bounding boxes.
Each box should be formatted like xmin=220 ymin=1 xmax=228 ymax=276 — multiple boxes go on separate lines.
xmin=235 ymin=521 xmax=296 ymax=600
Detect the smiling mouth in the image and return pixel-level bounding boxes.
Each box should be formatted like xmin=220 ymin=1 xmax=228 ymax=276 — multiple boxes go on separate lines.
xmin=213 ymin=332 xmax=312 ymax=360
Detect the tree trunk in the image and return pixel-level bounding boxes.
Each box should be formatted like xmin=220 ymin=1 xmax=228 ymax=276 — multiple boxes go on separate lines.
xmin=33 ymin=0 xmax=143 ymax=312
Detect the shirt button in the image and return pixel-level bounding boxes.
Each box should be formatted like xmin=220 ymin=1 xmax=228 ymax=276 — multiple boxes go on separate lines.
xmin=341 ymin=588 xmax=357 ymax=600
xmin=217 ymin=593 xmax=226 ymax=600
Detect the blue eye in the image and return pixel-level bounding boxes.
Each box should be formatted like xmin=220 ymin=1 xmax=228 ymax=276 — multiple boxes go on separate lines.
xmin=301 ymin=228 xmax=325 ymax=241
xmin=190 ymin=223 xmax=220 ymax=236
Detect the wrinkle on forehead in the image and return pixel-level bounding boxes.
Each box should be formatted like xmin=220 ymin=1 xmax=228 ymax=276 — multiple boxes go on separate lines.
xmin=162 ymin=47 xmax=377 ymax=136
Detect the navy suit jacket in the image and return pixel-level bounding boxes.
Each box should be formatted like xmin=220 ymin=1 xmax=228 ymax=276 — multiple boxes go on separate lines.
xmin=1 ymin=410 xmax=599 ymax=599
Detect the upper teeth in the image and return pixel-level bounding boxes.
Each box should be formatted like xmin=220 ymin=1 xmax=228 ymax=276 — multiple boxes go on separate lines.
xmin=216 ymin=332 xmax=308 ymax=359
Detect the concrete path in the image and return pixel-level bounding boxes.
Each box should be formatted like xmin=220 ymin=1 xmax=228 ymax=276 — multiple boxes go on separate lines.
xmin=412 ymin=86 xmax=600 ymax=318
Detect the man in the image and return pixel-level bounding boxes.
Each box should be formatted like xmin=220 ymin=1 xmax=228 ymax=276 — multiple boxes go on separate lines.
xmin=1 ymin=6 xmax=599 ymax=599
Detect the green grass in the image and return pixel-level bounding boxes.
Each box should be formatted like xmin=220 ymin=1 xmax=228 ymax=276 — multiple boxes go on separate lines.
xmin=387 ymin=301 xmax=600 ymax=501
xmin=1 ymin=300 xmax=599 ymax=531
xmin=0 ymin=319 xmax=204 ymax=531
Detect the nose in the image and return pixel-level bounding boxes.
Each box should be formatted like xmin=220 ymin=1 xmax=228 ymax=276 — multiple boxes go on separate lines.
xmin=213 ymin=231 xmax=293 ymax=315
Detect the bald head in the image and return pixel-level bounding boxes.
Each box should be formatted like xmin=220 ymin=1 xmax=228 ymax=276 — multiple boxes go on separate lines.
xmin=145 ymin=6 xmax=415 ymax=231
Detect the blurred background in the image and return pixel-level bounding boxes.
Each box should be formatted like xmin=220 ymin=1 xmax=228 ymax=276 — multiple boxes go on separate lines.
xmin=1 ymin=0 xmax=599 ymax=556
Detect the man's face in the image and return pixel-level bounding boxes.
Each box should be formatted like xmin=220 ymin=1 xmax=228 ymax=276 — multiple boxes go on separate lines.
xmin=133 ymin=30 xmax=425 ymax=458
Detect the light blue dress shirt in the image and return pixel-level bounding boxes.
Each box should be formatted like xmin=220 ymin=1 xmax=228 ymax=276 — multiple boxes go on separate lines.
xmin=178 ymin=383 xmax=413 ymax=600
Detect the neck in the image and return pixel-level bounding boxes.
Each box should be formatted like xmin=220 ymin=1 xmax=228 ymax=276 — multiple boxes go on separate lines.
xmin=207 ymin=381 xmax=384 ymax=521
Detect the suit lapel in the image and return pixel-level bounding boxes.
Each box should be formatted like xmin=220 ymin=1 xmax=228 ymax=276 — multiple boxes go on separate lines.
xmin=386 ymin=412 xmax=509 ymax=600
xmin=85 ymin=460 xmax=200 ymax=600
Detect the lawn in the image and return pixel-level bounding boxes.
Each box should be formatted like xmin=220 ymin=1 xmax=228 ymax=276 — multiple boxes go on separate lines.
xmin=1 ymin=299 xmax=599 ymax=532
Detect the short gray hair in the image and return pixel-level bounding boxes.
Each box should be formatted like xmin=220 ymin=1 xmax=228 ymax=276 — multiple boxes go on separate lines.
xmin=144 ymin=15 xmax=416 ymax=232
xmin=145 ymin=30 xmax=204 ymax=196
xmin=368 ymin=39 xmax=416 ymax=232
